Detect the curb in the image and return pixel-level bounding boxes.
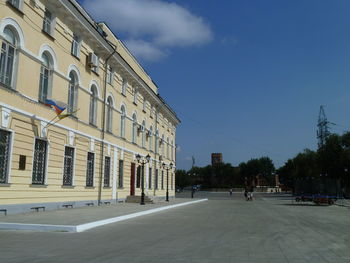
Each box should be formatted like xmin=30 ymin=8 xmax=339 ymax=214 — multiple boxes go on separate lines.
xmin=0 ymin=198 xmax=208 ymax=233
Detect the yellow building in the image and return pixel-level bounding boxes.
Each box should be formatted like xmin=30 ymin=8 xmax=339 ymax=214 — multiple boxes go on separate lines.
xmin=0 ymin=0 xmax=180 ymax=215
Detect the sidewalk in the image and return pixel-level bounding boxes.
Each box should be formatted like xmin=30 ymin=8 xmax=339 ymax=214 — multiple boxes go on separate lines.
xmin=0 ymin=198 xmax=208 ymax=233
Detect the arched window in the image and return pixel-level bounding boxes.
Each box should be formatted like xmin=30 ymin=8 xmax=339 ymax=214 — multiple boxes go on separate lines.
xmin=171 ymin=140 xmax=174 ymax=160
xmin=161 ymin=135 xmax=165 ymax=156
xmin=120 ymin=105 xmax=126 ymax=138
xmin=149 ymin=126 xmax=153 ymax=151
xmin=89 ymin=85 xmax=98 ymax=125
xmin=132 ymin=113 xmax=137 ymax=144
xmin=155 ymin=130 xmax=159 ymax=154
xmin=106 ymin=96 xmax=113 ymax=133
xmin=39 ymin=52 xmax=53 ymax=102
xmin=67 ymin=71 xmax=78 ymax=115
xmin=141 ymin=120 xmax=146 ymax=148
xmin=166 ymin=137 xmax=169 ymax=159
xmin=0 ymin=27 xmax=17 ymax=88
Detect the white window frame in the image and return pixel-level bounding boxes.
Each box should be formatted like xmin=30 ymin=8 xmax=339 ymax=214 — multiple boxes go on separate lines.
xmin=149 ymin=127 xmax=153 ymax=152
xmin=91 ymin=53 xmax=99 ymax=74
xmin=106 ymin=96 xmax=113 ymax=133
xmin=107 ymin=66 xmax=113 ymax=85
xmin=0 ymin=27 xmax=17 ymax=89
xmin=132 ymin=113 xmax=137 ymax=144
xmin=68 ymin=71 xmax=78 ymax=115
xmin=43 ymin=9 xmax=55 ymax=36
xmin=89 ymin=85 xmax=98 ymax=125
xmin=39 ymin=52 xmax=53 ymax=102
xmin=71 ymin=34 xmax=80 ymax=58
xmin=121 ymin=78 xmax=127 ymax=95
xmin=7 ymin=0 xmax=23 ymax=11
xmin=133 ymin=88 xmax=138 ymax=104
xmin=120 ymin=105 xmax=126 ymax=138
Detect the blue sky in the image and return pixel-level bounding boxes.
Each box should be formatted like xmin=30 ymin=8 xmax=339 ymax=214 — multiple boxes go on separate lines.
xmin=77 ymin=0 xmax=350 ymax=170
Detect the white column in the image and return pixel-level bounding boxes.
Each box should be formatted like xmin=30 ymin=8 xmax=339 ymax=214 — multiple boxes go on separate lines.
xmin=112 ymin=147 xmax=118 ymax=200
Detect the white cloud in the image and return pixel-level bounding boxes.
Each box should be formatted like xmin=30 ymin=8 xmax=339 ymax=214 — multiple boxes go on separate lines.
xmin=124 ymin=39 xmax=168 ymax=61
xmin=82 ymin=0 xmax=213 ymax=61
xmin=176 ymin=146 xmax=181 ymax=153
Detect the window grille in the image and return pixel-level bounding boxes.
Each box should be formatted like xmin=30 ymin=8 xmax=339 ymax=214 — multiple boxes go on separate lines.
xmin=104 ymin=156 xmax=111 ymax=187
xmin=63 ymin=146 xmax=74 ymax=186
xmin=86 ymin=152 xmax=94 ymax=187
xmin=118 ymin=160 xmax=123 ymax=188
xmin=136 ymin=166 xmax=141 ymax=188
xmin=32 ymin=139 xmax=47 ymax=185
xmin=43 ymin=10 xmax=52 ymax=35
xmin=148 ymin=168 xmax=152 ymax=189
xmin=155 ymin=169 xmax=158 ymax=189
xmin=161 ymin=170 xmax=164 ymax=189
xmin=171 ymin=174 xmax=174 ymax=190
xmin=0 ymin=130 xmax=11 ymax=183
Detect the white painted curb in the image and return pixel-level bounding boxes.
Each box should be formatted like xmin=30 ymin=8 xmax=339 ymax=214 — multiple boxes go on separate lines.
xmin=0 ymin=198 xmax=208 ymax=233
xmin=0 ymin=222 xmax=76 ymax=232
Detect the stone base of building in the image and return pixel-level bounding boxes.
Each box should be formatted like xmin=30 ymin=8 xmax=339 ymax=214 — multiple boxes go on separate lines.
xmin=0 ymin=199 xmax=125 ymax=216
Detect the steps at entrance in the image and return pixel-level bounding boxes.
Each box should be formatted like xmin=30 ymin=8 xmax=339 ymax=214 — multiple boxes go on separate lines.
xmin=125 ymin=195 xmax=154 ymax=204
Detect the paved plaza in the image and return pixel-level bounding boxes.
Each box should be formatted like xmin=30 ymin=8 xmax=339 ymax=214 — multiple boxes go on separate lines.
xmin=1 ymin=192 xmax=350 ymax=263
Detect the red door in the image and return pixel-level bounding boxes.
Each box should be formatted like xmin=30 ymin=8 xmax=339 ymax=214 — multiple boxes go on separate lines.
xmin=130 ymin=163 xmax=136 ymax=196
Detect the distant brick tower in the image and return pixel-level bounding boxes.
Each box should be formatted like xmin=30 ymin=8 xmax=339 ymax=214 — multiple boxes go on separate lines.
xmin=211 ymin=153 xmax=223 ymax=166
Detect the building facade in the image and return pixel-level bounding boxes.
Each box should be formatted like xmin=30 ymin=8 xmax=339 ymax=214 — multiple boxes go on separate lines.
xmin=0 ymin=0 xmax=180 ymax=215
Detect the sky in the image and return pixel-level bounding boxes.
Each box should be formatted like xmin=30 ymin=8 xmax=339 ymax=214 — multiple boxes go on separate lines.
xmin=77 ymin=0 xmax=350 ymax=170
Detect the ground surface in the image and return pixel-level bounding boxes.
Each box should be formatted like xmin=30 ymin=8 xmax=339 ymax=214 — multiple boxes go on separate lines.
xmin=1 ymin=192 xmax=350 ymax=263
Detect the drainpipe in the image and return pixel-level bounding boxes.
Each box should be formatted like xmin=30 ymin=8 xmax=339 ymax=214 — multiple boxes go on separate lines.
xmin=98 ymin=44 xmax=117 ymax=205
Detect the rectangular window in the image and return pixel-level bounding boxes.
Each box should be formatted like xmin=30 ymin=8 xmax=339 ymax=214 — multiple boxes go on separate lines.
xmin=122 ymin=78 xmax=127 ymax=95
xmin=7 ymin=0 xmax=21 ymax=10
xmin=0 ymin=40 xmax=15 ymax=88
xmin=71 ymin=34 xmax=80 ymax=58
xmin=148 ymin=167 xmax=152 ymax=189
xmin=43 ymin=10 xmax=53 ymax=35
xmin=171 ymin=174 xmax=174 ymax=190
xmin=118 ymin=160 xmax=123 ymax=188
xmin=63 ymin=146 xmax=74 ymax=186
xmin=86 ymin=152 xmax=94 ymax=187
xmin=107 ymin=66 xmax=113 ymax=85
xmin=91 ymin=53 xmax=99 ymax=74
xmin=32 ymin=138 xmax=47 ymax=185
xmin=104 ymin=156 xmax=111 ymax=187
xmin=161 ymin=170 xmax=164 ymax=190
xmin=0 ymin=130 xmax=11 ymax=184
xmin=155 ymin=169 xmax=158 ymax=189
xmin=136 ymin=166 xmax=141 ymax=188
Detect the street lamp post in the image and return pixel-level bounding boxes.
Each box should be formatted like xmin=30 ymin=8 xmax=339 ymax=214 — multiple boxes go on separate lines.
xmin=162 ymin=162 xmax=173 ymax=202
xmin=136 ymin=153 xmax=151 ymax=205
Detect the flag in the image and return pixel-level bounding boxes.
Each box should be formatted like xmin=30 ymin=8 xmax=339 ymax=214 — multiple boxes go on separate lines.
xmin=44 ymin=99 xmax=67 ymax=115
xmin=58 ymin=109 xmax=79 ymax=120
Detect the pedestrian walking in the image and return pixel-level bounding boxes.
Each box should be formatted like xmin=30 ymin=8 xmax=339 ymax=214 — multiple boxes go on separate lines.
xmin=244 ymin=189 xmax=248 ymax=200
xmin=229 ymin=188 xmax=233 ymax=196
